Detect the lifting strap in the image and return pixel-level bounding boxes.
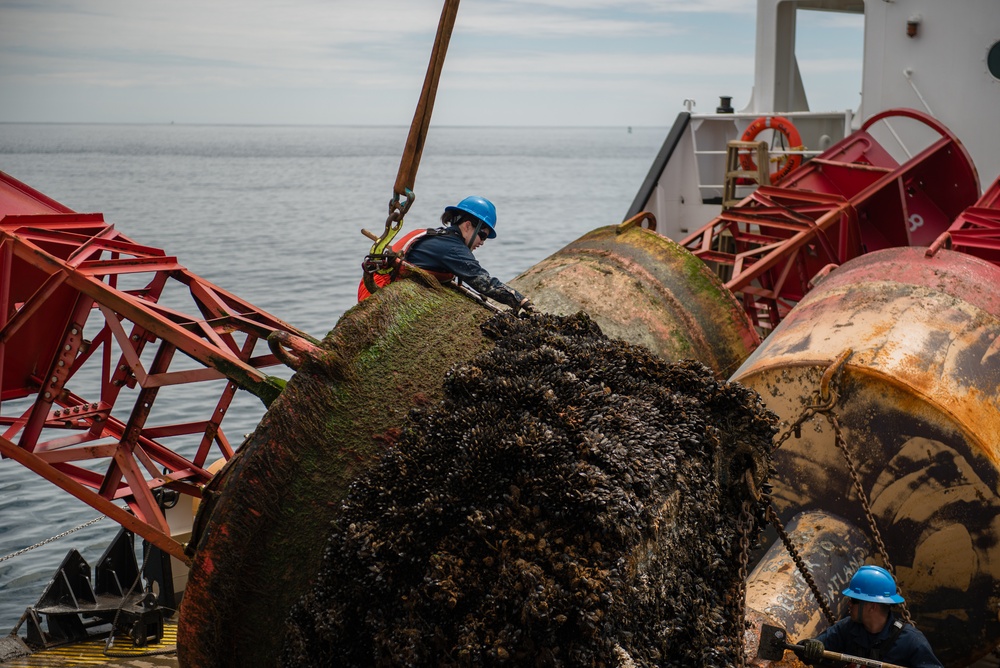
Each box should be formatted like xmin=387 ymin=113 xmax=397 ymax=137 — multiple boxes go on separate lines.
xmin=394 ymin=0 xmax=461 ymax=197
xmin=363 ymin=0 xmax=462 ymax=294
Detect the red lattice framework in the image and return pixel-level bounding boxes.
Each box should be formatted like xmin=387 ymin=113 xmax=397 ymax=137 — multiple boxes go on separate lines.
xmin=927 ymin=175 xmax=1000 ymax=266
xmin=0 ymin=171 xmax=319 ymax=563
xmin=680 ymin=109 xmax=981 ymax=331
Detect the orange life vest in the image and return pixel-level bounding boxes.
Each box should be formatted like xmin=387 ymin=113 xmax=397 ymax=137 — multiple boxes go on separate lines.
xmin=357 ymin=229 xmax=455 ymax=301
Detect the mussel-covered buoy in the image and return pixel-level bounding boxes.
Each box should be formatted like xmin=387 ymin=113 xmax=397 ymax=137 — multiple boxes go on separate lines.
xmin=281 ymin=312 xmax=776 ymax=666
xmin=179 ymin=280 xmax=495 ymax=667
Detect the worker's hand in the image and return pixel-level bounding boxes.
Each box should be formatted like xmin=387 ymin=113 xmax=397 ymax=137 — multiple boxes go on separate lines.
xmin=516 ymin=298 xmax=536 ymax=318
xmin=797 ymin=639 xmax=825 ymax=662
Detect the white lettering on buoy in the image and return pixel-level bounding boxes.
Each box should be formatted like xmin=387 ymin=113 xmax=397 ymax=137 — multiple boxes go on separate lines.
xmin=908 ymin=214 xmax=924 ymax=232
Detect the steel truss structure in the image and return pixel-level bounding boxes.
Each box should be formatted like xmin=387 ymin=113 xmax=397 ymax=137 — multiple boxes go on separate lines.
xmin=680 ymin=109 xmax=980 ymax=331
xmin=928 ymin=175 xmax=1000 ymax=266
xmin=0 ymin=171 xmax=319 ymax=563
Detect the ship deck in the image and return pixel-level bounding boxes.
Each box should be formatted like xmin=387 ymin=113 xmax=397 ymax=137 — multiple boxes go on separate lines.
xmin=0 ymin=623 xmax=178 ymax=667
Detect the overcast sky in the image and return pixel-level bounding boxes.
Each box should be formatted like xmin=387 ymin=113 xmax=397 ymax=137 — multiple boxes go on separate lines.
xmin=0 ymin=0 xmax=863 ymax=126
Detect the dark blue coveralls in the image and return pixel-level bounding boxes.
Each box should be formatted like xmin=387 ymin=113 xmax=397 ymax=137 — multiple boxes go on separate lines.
xmin=814 ymin=613 xmax=943 ymax=667
xmin=405 ymin=226 xmax=526 ymax=309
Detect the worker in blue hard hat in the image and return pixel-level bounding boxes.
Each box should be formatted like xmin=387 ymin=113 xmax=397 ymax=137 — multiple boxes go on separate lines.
xmin=797 ymin=565 xmax=942 ymax=667
xmin=358 ymin=195 xmax=535 ymax=315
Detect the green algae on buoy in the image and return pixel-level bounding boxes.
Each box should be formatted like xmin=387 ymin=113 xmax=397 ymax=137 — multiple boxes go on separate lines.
xmin=281 ymin=313 xmax=776 ymax=666
xmin=179 ymin=279 xmax=495 ymax=667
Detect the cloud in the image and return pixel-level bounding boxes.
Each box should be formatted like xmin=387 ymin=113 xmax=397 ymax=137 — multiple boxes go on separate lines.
xmin=0 ymin=0 xmax=859 ymax=125
xmin=448 ymin=51 xmax=751 ymax=82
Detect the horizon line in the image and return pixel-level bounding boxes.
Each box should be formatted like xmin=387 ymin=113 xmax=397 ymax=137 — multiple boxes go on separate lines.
xmin=0 ymin=120 xmax=672 ymax=130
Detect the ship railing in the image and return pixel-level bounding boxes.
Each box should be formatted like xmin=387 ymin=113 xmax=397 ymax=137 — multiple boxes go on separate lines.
xmin=688 ymin=110 xmax=855 ymax=203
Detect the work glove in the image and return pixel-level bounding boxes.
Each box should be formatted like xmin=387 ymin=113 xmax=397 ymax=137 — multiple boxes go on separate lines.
xmin=798 ymin=639 xmax=825 ymax=662
xmin=516 ymin=298 xmax=536 ymax=318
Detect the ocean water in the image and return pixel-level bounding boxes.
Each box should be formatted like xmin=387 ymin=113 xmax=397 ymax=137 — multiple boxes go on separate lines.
xmin=0 ymin=122 xmax=666 ymax=630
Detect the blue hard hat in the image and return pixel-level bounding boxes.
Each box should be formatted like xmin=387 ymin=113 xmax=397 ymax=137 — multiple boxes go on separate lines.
xmin=843 ymin=565 xmax=905 ymax=605
xmin=444 ymin=196 xmax=497 ymax=238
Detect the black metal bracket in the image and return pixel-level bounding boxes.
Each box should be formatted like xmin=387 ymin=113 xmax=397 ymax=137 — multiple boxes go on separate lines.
xmin=10 ymin=528 xmax=167 ymax=650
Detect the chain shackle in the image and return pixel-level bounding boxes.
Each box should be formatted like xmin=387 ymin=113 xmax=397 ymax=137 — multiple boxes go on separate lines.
xmin=368 ymin=188 xmax=415 ymax=263
xmin=361 ymin=189 xmax=416 ymax=298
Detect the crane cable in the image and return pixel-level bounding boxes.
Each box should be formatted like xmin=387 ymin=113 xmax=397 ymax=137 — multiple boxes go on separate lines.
xmin=362 ymin=0 xmax=462 ymax=296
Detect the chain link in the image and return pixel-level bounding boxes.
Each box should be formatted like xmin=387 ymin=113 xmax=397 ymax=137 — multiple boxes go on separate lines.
xmin=827 ymin=410 xmax=912 ymax=625
xmin=765 ymin=501 xmax=837 ymax=625
xmin=771 ymin=349 xmax=851 ymax=453
xmin=734 ymin=497 xmax=755 ymax=668
xmin=771 ymin=403 xmax=820 ymax=451
xmin=0 ymin=515 xmax=104 ymax=563
xmin=368 ymin=189 xmax=415 ymax=262
xmin=361 ymin=189 xmax=416 ymax=295
xmin=770 ymin=349 xmax=913 ymax=625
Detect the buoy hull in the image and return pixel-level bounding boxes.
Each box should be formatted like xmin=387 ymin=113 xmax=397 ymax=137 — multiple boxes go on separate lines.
xmin=733 ymin=247 xmax=1000 ymax=666
xmin=511 ymin=223 xmax=760 ymax=375
xmin=178 ymin=281 xmax=494 ymax=667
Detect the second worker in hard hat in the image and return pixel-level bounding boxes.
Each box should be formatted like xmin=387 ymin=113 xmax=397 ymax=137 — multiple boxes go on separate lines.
xmin=797 ymin=565 xmax=942 ymax=667
xmin=358 ymin=195 xmax=534 ymax=315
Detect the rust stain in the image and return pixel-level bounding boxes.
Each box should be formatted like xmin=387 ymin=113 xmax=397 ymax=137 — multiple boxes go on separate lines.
xmin=512 ymin=224 xmax=758 ymax=376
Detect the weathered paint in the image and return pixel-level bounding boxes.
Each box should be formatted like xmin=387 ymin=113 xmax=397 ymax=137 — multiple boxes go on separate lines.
xmin=732 ymin=247 xmax=1000 ymax=666
xmin=510 ymin=222 xmax=760 ymax=376
xmin=745 ymin=511 xmax=871 ymax=667
xmin=0 ymin=172 xmax=318 ymax=560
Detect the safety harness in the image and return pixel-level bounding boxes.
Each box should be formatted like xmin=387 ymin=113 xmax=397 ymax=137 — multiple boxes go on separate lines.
xmin=358 ymin=227 xmax=456 ymax=301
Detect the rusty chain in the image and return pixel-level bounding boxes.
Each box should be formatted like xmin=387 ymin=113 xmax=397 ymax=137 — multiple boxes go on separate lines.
xmin=764 ymin=500 xmax=838 ymax=625
xmin=826 ymin=410 xmax=912 ymax=625
xmin=771 ymin=349 xmax=851 ymax=452
xmin=734 ymin=496 xmax=755 ymax=668
xmin=771 ymin=402 xmax=822 ymax=451
xmin=770 ymin=348 xmax=912 ymax=625
xmin=765 ymin=351 xmax=849 ymax=625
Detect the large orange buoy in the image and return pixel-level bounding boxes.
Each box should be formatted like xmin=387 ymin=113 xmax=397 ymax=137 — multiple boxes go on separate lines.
xmin=731 ymin=247 xmax=1000 ymax=667
xmin=739 ymin=115 xmax=804 ymax=182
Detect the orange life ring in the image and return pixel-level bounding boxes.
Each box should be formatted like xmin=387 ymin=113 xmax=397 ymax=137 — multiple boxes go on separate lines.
xmin=739 ymin=116 xmax=804 ymax=182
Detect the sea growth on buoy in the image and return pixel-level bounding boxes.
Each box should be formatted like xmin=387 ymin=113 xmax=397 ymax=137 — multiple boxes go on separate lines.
xmin=281 ymin=313 xmax=776 ymax=666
